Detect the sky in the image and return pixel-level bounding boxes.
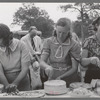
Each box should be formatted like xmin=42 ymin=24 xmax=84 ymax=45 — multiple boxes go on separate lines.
xmin=0 ymin=3 xmax=79 ymax=31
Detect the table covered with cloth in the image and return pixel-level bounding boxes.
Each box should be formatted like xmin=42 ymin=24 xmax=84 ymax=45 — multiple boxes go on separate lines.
xmin=0 ymin=89 xmax=100 ymax=98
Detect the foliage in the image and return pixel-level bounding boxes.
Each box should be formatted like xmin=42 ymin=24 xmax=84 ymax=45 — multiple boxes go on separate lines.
xmin=60 ymin=3 xmax=100 ymax=41
xmin=12 ymin=3 xmax=54 ymax=38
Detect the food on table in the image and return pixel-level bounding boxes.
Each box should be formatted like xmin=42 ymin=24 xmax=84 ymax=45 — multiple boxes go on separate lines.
xmin=44 ymin=80 xmax=67 ymax=95
xmin=96 ymin=79 xmax=100 ymax=87
xmin=91 ymin=79 xmax=98 ymax=88
xmin=3 ymin=90 xmax=45 ymax=97
xmin=95 ymin=87 xmax=100 ymax=95
xmin=70 ymin=82 xmax=92 ymax=89
xmin=68 ymin=87 xmax=92 ymax=97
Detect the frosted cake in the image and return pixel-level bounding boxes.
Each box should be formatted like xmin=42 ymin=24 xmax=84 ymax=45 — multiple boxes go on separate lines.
xmin=44 ymin=80 xmax=67 ymax=95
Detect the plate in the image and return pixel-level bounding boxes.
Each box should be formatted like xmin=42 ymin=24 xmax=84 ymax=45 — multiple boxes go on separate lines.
xmin=68 ymin=87 xmax=92 ymax=98
xmin=70 ymin=82 xmax=92 ymax=89
xmin=68 ymin=92 xmax=91 ymax=97
xmin=70 ymin=82 xmax=83 ymax=89
xmin=0 ymin=90 xmax=45 ymax=98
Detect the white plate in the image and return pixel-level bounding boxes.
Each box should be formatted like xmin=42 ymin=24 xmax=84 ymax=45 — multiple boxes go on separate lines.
xmin=68 ymin=92 xmax=91 ymax=97
xmin=0 ymin=90 xmax=45 ymax=98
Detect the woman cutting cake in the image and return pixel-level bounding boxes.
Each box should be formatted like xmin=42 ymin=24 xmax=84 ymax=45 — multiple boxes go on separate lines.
xmin=40 ymin=17 xmax=81 ymax=87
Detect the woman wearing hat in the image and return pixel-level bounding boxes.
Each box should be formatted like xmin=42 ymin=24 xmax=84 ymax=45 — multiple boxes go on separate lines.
xmin=0 ymin=24 xmax=31 ymax=93
xmin=81 ymin=17 xmax=100 ymax=83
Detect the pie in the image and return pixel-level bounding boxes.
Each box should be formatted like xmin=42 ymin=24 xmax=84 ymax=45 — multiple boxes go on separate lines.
xmin=3 ymin=90 xmax=45 ymax=98
xmin=68 ymin=87 xmax=92 ymax=97
xmin=70 ymin=82 xmax=92 ymax=89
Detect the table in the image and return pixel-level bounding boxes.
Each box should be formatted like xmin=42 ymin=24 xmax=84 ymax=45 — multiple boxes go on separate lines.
xmin=0 ymin=89 xmax=100 ymax=98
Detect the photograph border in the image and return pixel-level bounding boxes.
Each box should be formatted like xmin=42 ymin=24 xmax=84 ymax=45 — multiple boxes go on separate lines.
xmin=0 ymin=0 xmax=100 ymax=100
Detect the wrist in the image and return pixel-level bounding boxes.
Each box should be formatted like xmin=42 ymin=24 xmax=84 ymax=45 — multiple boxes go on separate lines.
xmin=89 ymin=58 xmax=92 ymax=64
xmin=58 ymin=75 xmax=64 ymax=79
xmin=12 ymin=82 xmax=18 ymax=87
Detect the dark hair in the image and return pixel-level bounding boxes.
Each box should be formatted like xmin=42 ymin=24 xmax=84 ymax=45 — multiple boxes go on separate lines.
xmin=56 ymin=17 xmax=71 ymax=29
xmin=54 ymin=17 xmax=72 ymax=38
xmin=92 ymin=17 xmax=100 ymax=31
xmin=0 ymin=24 xmax=13 ymax=47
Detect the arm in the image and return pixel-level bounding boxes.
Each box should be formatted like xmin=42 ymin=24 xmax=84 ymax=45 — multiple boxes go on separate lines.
xmin=57 ymin=58 xmax=78 ymax=79
xmin=81 ymin=49 xmax=100 ymax=67
xmin=40 ymin=54 xmax=53 ymax=80
xmin=80 ymin=38 xmax=100 ymax=67
xmin=0 ymin=63 xmax=9 ymax=87
xmin=40 ymin=38 xmax=51 ymax=69
xmin=40 ymin=53 xmax=50 ymax=69
xmin=57 ymin=40 xmax=81 ymax=79
xmin=40 ymin=38 xmax=53 ymax=79
xmin=12 ymin=42 xmax=31 ymax=86
xmin=12 ymin=62 xmax=30 ymax=86
xmin=80 ymin=49 xmax=91 ymax=67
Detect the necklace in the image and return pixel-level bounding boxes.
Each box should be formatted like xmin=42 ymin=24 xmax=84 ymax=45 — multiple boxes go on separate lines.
xmin=55 ymin=45 xmax=63 ymax=58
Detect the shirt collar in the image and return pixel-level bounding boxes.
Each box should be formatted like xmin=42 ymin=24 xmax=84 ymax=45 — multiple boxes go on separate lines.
xmin=52 ymin=36 xmax=71 ymax=45
xmin=0 ymin=38 xmax=19 ymax=52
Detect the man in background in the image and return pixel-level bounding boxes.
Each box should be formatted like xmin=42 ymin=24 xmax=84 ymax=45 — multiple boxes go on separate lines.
xmin=21 ymin=26 xmax=42 ymax=90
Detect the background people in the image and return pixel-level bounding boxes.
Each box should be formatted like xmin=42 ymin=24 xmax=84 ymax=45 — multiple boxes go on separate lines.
xmin=21 ymin=26 xmax=42 ymax=90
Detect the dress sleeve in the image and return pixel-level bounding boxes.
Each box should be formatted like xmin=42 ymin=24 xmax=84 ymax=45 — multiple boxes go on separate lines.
xmin=41 ymin=38 xmax=51 ymax=57
xmin=20 ymin=41 xmax=31 ymax=64
xmin=70 ymin=41 xmax=81 ymax=62
xmin=82 ymin=38 xmax=90 ymax=50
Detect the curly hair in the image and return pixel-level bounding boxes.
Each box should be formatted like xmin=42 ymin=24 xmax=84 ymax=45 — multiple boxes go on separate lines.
xmin=0 ymin=24 xmax=13 ymax=47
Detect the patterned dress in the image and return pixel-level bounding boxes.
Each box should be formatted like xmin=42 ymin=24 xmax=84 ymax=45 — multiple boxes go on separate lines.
xmin=82 ymin=35 xmax=100 ymax=83
xmin=41 ymin=36 xmax=81 ymax=87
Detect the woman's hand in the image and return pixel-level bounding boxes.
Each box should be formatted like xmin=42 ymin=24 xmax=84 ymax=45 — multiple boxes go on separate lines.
xmin=56 ymin=76 xmax=61 ymax=80
xmin=5 ymin=84 xmax=18 ymax=93
xmin=90 ymin=57 xmax=100 ymax=67
xmin=45 ymin=66 xmax=54 ymax=80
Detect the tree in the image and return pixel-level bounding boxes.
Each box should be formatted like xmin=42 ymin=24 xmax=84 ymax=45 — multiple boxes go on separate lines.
xmin=12 ymin=3 xmax=54 ymax=38
xmin=60 ymin=3 xmax=100 ymax=42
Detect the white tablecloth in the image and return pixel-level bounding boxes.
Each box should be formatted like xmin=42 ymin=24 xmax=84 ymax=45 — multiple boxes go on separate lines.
xmin=0 ymin=90 xmax=100 ymax=98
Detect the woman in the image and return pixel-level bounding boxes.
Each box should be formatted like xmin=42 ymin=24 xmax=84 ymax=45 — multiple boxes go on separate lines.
xmin=0 ymin=24 xmax=31 ymax=93
xmin=81 ymin=17 xmax=100 ymax=83
xmin=40 ymin=17 xmax=81 ymax=87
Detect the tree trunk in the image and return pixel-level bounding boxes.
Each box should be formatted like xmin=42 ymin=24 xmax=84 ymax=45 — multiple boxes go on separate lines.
xmin=80 ymin=4 xmax=84 ymax=43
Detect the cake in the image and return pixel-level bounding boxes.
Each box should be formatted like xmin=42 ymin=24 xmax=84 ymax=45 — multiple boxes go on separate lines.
xmin=44 ymin=80 xmax=67 ymax=95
